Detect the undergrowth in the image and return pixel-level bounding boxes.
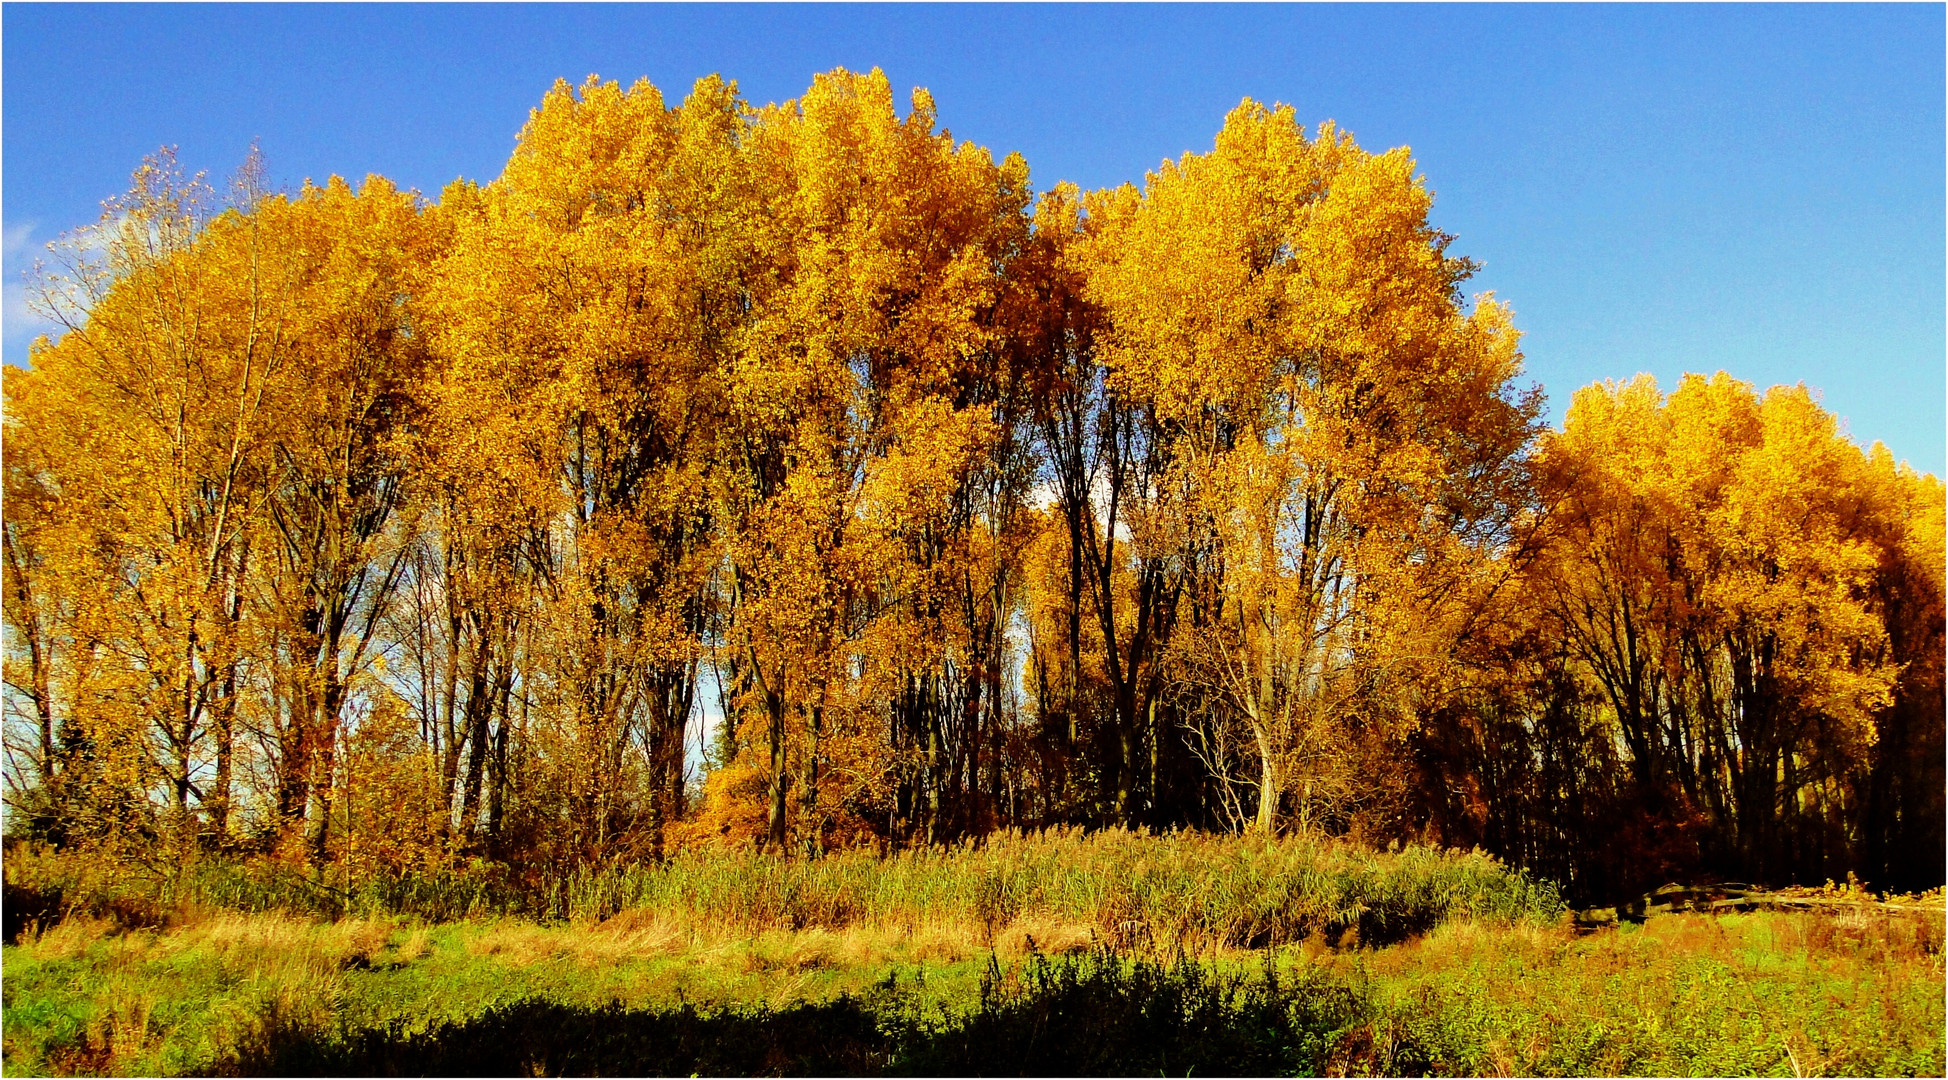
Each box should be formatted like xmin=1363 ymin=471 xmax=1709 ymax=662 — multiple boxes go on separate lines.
xmin=3 ymin=827 xmax=1562 ymax=951
xmin=3 ymin=831 xmax=1939 ymax=1076
xmin=3 ymin=904 xmax=1940 ymax=1076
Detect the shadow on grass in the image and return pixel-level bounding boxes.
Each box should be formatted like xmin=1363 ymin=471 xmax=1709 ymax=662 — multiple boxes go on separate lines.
xmin=223 ymin=953 xmax=1417 ymax=1077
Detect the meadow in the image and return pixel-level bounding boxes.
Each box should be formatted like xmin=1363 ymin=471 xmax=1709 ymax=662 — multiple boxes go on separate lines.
xmin=3 ymin=831 xmax=1942 ymax=1077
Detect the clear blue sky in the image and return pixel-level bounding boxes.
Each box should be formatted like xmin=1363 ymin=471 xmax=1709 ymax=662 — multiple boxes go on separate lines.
xmin=6 ymin=3 xmax=1942 ymax=472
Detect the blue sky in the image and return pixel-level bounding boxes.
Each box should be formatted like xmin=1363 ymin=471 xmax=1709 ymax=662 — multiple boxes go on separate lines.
xmin=5 ymin=3 xmax=1942 ymax=472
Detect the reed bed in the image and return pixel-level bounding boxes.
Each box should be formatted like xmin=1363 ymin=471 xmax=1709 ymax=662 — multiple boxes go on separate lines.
xmin=5 ymin=828 xmax=1563 ymax=950
xmin=5 ymin=836 xmax=1939 ymax=1077
xmin=559 ymin=829 xmax=1564 ymax=948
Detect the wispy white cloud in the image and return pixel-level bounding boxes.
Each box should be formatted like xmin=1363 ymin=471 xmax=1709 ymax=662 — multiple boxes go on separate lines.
xmin=1 ymin=219 xmax=111 ymax=362
xmin=3 ymin=220 xmax=38 ymax=264
xmin=3 ymin=280 xmax=63 ymax=360
xmin=3 ymin=223 xmax=65 ymax=361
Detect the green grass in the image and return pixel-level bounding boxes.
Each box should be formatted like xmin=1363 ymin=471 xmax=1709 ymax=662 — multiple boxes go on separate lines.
xmin=4 ymin=909 xmax=1940 ymax=1076
xmin=2 ymin=832 xmax=1940 ymax=1076
xmin=1343 ymin=913 xmax=1946 ymax=1076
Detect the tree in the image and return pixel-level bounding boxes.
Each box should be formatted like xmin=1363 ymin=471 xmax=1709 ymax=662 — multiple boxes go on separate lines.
xmin=714 ymin=68 xmax=1033 ymax=850
xmin=252 ymin=175 xmax=436 ymax=859
xmin=423 ymin=74 xmax=742 ymax=863
xmin=6 ymin=150 xmax=277 ymax=849
xmin=7 ymin=71 xmax=1934 ymax=900
xmin=1520 ymin=373 xmax=1913 ymax=886
xmin=1065 ymin=102 xmax=1541 ymax=834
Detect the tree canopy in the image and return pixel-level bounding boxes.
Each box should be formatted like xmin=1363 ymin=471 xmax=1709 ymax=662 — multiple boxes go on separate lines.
xmin=6 ymin=69 xmax=1939 ymax=901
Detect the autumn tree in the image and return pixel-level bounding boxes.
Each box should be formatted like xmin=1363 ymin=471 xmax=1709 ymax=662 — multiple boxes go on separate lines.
xmin=1 ymin=148 xmax=440 ymax=863
xmin=1035 ymin=103 xmax=1541 ymax=834
xmin=5 ymin=151 xmax=287 ymax=850
xmin=1856 ymin=446 xmax=1946 ymax=893
xmin=710 ymin=68 xmax=1034 ymax=851
xmin=1420 ymin=373 xmax=1938 ymax=896
xmin=422 ymin=74 xmax=745 ymax=864
xmin=253 ymin=175 xmax=436 ymax=860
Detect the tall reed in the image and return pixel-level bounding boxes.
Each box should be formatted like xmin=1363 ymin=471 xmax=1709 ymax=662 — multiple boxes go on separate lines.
xmin=7 ymin=828 xmax=1563 ymax=949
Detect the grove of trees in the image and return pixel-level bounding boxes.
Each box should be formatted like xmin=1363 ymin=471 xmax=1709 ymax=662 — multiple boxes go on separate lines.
xmin=6 ymin=70 xmax=1940 ymax=901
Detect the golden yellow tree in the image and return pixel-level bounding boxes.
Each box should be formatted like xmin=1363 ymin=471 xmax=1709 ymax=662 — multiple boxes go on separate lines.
xmin=424 ymin=74 xmax=745 ymax=862
xmin=714 ymin=68 xmax=1032 ymax=851
xmin=1071 ymin=102 xmax=1541 ymax=833
xmin=4 ymin=147 xmax=444 ymax=861
xmin=1534 ymin=373 xmax=1906 ymax=879
xmin=253 ymin=174 xmax=437 ymax=859
xmin=6 ymin=151 xmax=281 ymax=848
xmin=8 ymin=68 xmax=1932 ymax=895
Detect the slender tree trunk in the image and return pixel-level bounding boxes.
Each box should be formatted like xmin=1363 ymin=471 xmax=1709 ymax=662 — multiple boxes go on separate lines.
xmin=457 ymin=683 xmax=494 ymax=840
xmin=801 ymin=695 xmax=824 ymax=857
xmin=766 ymin=688 xmax=789 ymax=851
xmin=1253 ymin=720 xmax=1279 ymax=833
xmin=211 ymin=674 xmax=235 ymax=837
xmin=307 ymin=662 xmax=346 ymax=863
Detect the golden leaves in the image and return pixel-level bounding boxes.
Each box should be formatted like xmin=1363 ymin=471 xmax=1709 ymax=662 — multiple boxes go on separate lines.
xmin=1537 ymin=372 xmax=1922 ymax=785
xmin=6 ymin=66 xmax=1930 ymax=862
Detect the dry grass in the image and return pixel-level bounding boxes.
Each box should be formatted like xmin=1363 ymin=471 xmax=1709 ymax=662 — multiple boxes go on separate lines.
xmin=4 ymin=838 xmax=1937 ymax=1077
xmin=4 ymin=827 xmax=1565 ymax=948
xmin=4 ymin=902 xmax=1940 ymax=1077
xmin=463 ymin=920 xmax=566 ymax=965
xmin=20 ymin=914 xmax=119 ymax=959
xmin=47 ymin=985 xmax=161 ymax=1077
xmin=1315 ymin=907 xmax=1946 ymax=1076
xmin=993 ymin=916 xmax=1097 ymax=960
xmin=395 ymin=926 xmax=431 ymax=964
xmin=420 ymin=906 xmax=1108 ymax=973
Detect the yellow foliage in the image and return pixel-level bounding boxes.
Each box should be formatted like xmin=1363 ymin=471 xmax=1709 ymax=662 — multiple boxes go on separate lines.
xmin=3 ymin=68 xmax=1931 ymax=892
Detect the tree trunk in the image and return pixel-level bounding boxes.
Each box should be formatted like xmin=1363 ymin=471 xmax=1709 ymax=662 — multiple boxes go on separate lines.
xmin=1253 ymin=722 xmax=1279 ymax=833
xmin=801 ymin=697 xmax=824 ymax=857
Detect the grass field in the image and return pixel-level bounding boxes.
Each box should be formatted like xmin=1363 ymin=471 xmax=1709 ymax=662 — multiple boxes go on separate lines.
xmin=3 ymin=834 xmax=1941 ymax=1076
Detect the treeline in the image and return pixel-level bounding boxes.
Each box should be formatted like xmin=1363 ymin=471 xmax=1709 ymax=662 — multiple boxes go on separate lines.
xmin=4 ymin=69 xmax=1939 ymax=900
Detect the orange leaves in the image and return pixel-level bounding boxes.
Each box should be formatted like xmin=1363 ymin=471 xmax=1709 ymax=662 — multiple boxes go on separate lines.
xmin=1289 ymin=147 xmax=1448 ymax=356
xmin=499 ymin=76 xmax=672 ymax=232
xmin=8 ymin=65 xmax=1933 ymax=877
xmin=1058 ymin=97 xmax=1543 ymax=832
xmin=859 ymin=400 xmax=997 ymax=536
xmin=1532 ymin=372 xmax=1924 ymax=870
xmin=735 ymin=68 xmax=1022 ymax=418
xmin=1080 ymin=105 xmax=1297 ymax=430
xmin=1547 ymin=373 xmax=1896 ymax=728
xmin=3 ymin=149 xmax=441 ymax=850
